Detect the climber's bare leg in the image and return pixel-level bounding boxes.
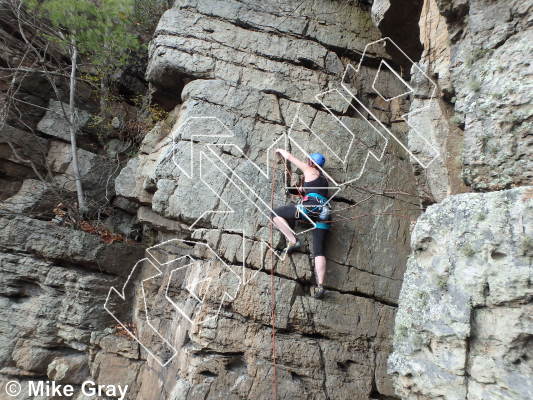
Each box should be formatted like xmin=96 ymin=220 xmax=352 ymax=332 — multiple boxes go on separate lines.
xmin=272 ymin=216 xmax=297 ymax=244
xmin=314 ymin=256 xmax=326 ymax=286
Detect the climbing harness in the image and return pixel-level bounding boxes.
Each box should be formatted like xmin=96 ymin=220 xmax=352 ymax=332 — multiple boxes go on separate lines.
xmin=281 ymin=162 xmax=416 ymax=226
xmin=284 ymin=164 xmax=332 ymax=230
xmin=295 ymin=192 xmax=331 ymax=230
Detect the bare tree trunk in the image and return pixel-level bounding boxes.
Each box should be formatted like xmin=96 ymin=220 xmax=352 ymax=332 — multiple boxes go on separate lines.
xmin=100 ymin=78 xmax=107 ymax=116
xmin=69 ymin=37 xmax=87 ymax=215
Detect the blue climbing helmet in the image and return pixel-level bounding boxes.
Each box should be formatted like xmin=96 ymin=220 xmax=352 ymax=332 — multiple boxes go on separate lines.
xmin=309 ymin=153 xmax=326 ymax=167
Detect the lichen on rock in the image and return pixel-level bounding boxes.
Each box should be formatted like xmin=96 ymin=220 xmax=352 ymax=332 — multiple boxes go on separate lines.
xmin=389 ymin=187 xmax=532 ymax=400
xmin=1 ymin=0 xmax=531 ymax=399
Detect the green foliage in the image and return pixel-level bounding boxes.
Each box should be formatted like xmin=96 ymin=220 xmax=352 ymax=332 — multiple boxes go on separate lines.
xmin=467 ymin=79 xmax=481 ymax=93
xmin=148 ymin=104 xmax=168 ymax=123
xmin=132 ymin=93 xmax=168 ymax=123
xmin=132 ymin=0 xmax=173 ymax=35
xmin=450 ymin=114 xmax=463 ymax=126
xmin=461 ymin=242 xmax=476 ymax=258
xmin=26 ymin=0 xmax=140 ymax=79
xmin=87 ymin=114 xmax=106 ymax=130
xmin=436 ymin=277 xmax=448 ymax=290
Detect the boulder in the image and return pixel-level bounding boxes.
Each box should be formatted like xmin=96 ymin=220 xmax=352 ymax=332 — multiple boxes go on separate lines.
xmin=389 ymin=186 xmax=533 ymax=399
xmin=47 ymin=354 xmax=90 ymax=384
xmin=0 ymin=179 xmax=57 ymax=217
xmin=37 ymin=100 xmax=91 ymax=142
xmin=0 ymin=213 xmax=145 ymax=276
xmin=0 ymin=124 xmax=49 ymax=168
xmin=46 ymin=140 xmax=117 ymax=200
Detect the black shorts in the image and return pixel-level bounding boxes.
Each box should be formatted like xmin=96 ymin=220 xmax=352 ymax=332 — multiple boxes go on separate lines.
xmin=272 ymin=205 xmax=328 ymax=257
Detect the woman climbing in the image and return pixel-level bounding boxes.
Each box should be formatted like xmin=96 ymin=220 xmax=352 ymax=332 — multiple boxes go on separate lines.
xmin=272 ymin=149 xmax=330 ymax=299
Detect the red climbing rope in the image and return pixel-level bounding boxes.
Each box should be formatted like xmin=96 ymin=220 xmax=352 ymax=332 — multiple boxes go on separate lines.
xmin=267 ymin=154 xmax=416 ymax=400
xmin=270 ymin=159 xmax=278 ymax=400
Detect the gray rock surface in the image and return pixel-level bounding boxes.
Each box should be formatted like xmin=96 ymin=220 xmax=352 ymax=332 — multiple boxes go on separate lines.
xmin=0 ymin=213 xmax=144 ymax=276
xmin=372 ymin=0 xmax=470 ymax=203
xmin=374 ymin=0 xmax=532 ymax=200
xmin=47 ymin=354 xmax=90 ymax=384
xmin=446 ymin=0 xmax=532 ymax=191
xmin=37 ymin=100 xmax=91 ymax=142
xmin=414 ymin=0 xmax=529 ymax=198
xmin=0 ymin=179 xmax=57 ymax=217
xmin=1 ymin=0 xmax=530 ymax=399
xmin=0 ymin=125 xmax=49 ymax=198
xmin=115 ymin=1 xmax=422 ymax=399
xmin=0 ymin=5 xmax=147 ymax=399
xmin=146 ymin=0 xmax=386 ymax=107
xmin=0 ymin=213 xmax=144 ymax=398
xmin=0 ymin=124 xmax=49 ymax=171
xmin=389 ymin=186 xmax=533 ymax=399
xmin=46 ymin=140 xmax=117 ymax=200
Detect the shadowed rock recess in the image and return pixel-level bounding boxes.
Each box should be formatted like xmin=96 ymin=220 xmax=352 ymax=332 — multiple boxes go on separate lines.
xmin=0 ymin=0 xmax=531 ymax=399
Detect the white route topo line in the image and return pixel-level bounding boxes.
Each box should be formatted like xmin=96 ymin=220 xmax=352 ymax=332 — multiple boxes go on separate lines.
xmin=104 ymin=36 xmax=440 ymax=366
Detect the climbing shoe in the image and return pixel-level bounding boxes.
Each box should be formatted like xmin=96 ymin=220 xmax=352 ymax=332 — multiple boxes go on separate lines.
xmin=286 ymin=239 xmax=302 ymax=255
xmin=314 ymin=285 xmax=325 ymax=299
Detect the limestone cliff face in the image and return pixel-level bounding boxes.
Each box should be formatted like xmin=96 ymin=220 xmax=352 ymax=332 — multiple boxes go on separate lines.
xmin=378 ymin=0 xmax=531 ymax=201
xmin=371 ymin=0 xmax=533 ymax=399
xmin=389 ymin=187 xmax=532 ymax=400
xmin=1 ymin=0 xmax=419 ymax=398
xmin=436 ymin=0 xmax=532 ymax=192
xmin=110 ymin=1 xmax=419 ymax=398
xmin=0 ymin=0 xmax=531 ymax=399
xmin=0 ymin=215 xmax=145 ymax=392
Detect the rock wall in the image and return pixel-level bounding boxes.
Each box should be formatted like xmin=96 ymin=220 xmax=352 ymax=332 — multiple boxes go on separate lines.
xmin=1 ymin=0 xmax=530 ymax=399
xmin=0 ymin=2 xmax=147 ymax=399
xmin=406 ymin=0 xmax=470 ymax=202
xmin=1 ymin=0 xmax=425 ymax=399
xmin=440 ymin=0 xmax=532 ymax=191
xmin=371 ymin=0 xmax=533 ymax=399
xmin=107 ymin=1 xmax=423 ymax=399
xmin=389 ymin=187 xmax=532 ymax=400
xmin=0 ymin=214 xmax=145 ymax=399
xmin=410 ymin=0 xmax=529 ymax=200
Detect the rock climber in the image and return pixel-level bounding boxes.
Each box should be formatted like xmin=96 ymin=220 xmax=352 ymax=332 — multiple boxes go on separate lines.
xmin=272 ymin=149 xmax=331 ymax=299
